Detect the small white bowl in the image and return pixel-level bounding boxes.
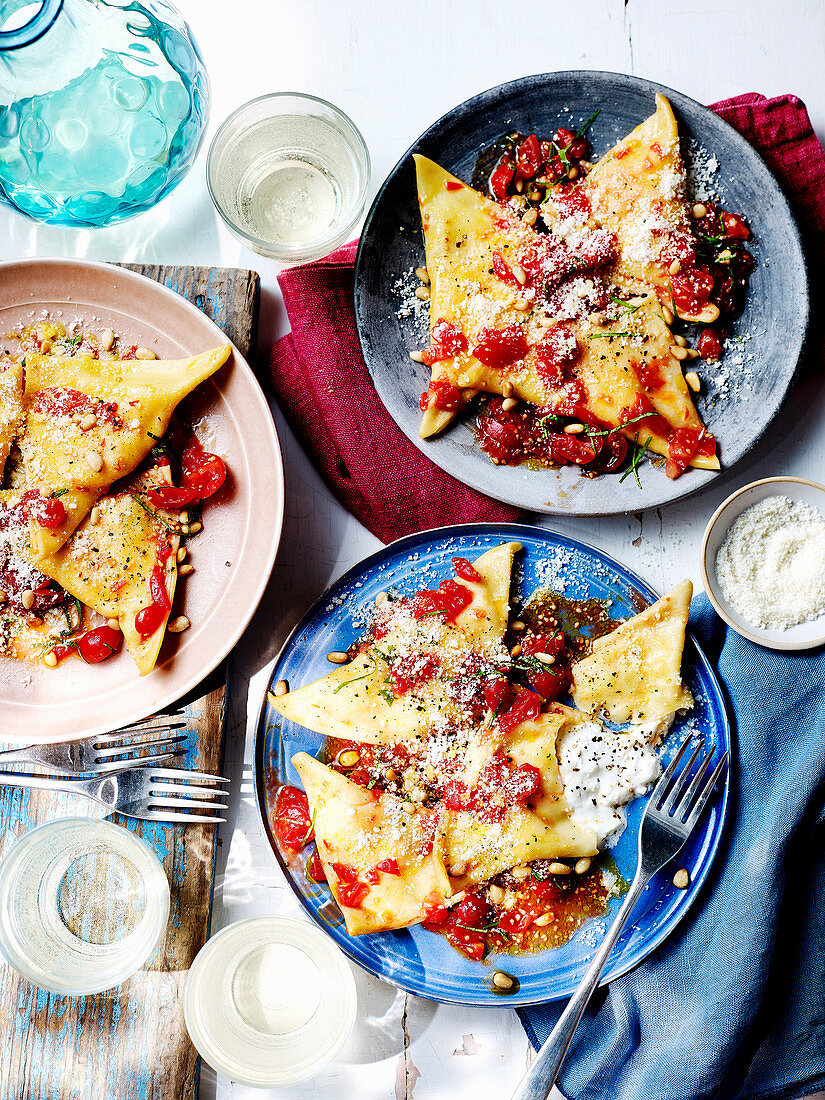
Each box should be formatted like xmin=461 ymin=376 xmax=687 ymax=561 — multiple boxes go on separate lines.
xmin=700 ymin=476 xmax=825 ymax=651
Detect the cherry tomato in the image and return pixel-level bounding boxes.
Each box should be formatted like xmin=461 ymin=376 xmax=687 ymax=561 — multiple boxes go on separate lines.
xmin=451 ymin=557 xmax=482 ymax=583
xmin=274 ymin=786 xmax=313 ymax=853
xmin=421 ymin=319 xmax=468 ymax=366
xmin=30 ymin=496 xmax=67 ymax=529
xmin=514 ymin=134 xmax=542 ymax=182
xmin=453 ymin=891 xmax=490 ymax=928
xmin=490 ymin=158 xmax=515 ymax=200
xmin=497 ymin=689 xmax=543 ymax=734
xmin=483 ymin=676 xmax=514 ymax=713
xmin=472 ymin=325 xmax=529 ymax=370
xmin=419 ymin=377 xmax=464 ymax=412
xmin=529 ymin=666 xmax=572 ymax=702
xmin=412 ymin=578 xmax=473 ymax=622
xmin=76 ymin=625 xmax=123 ymax=664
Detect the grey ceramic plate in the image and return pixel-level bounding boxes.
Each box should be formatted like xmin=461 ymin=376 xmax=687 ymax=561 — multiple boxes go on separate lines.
xmin=354 ymin=71 xmax=809 ymax=515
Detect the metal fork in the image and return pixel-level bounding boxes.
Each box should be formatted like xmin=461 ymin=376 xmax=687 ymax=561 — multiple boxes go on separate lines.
xmin=0 ymin=764 xmax=229 ymax=824
xmin=0 ymin=716 xmax=189 ymax=775
xmin=511 ymin=736 xmax=728 ymax=1100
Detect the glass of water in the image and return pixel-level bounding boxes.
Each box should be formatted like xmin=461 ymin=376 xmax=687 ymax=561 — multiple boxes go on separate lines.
xmin=207 ymin=92 xmax=370 ymax=263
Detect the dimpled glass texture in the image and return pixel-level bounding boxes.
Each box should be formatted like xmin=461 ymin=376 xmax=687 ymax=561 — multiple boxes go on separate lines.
xmin=0 ymin=0 xmax=210 ymax=227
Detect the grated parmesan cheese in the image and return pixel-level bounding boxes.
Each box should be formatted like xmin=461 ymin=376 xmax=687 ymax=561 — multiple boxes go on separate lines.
xmin=715 ymin=495 xmax=825 ymax=630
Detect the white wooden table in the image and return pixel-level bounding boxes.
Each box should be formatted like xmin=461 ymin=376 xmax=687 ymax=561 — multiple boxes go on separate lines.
xmin=5 ymin=1 xmax=824 ymax=1096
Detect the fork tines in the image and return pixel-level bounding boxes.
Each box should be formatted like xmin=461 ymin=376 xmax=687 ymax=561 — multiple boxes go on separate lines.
xmin=654 ymin=736 xmax=728 ymax=825
xmin=92 ymin=717 xmax=189 ymax=767
xmin=145 ymin=767 xmax=229 ymax=823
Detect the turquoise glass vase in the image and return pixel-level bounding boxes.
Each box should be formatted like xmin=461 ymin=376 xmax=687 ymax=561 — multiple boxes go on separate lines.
xmin=0 ymin=0 xmax=210 ymax=227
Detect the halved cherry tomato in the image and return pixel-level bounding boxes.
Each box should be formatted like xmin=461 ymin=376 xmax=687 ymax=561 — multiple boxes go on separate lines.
xmin=274 ymin=786 xmax=313 ymax=853
xmin=451 ymin=557 xmax=482 ymax=583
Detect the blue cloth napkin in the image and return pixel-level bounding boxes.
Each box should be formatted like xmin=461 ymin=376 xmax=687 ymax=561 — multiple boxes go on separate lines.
xmin=518 ymin=594 xmax=825 ymax=1100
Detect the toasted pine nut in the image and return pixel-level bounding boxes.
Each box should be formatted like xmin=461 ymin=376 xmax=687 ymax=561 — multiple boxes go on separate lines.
xmin=510 ymin=644 xmax=522 ymax=658
xmin=685 ymin=371 xmax=701 ymax=392
xmin=180 ymin=524 xmax=190 ymax=536
xmin=685 ymin=348 xmax=700 ymax=360
xmin=671 ymin=345 xmax=688 ymax=361
xmin=535 ymin=652 xmax=555 ymax=665
xmin=492 ymin=971 xmax=514 ymax=990
xmin=501 ymin=381 xmax=514 ymax=397
xmin=511 ymin=620 xmax=525 ymax=632
xmin=415 ymin=286 xmax=430 ymax=301
xmin=511 ymin=263 xmax=527 ymax=285
xmin=575 ymin=857 xmax=592 ymax=875
xmin=409 ymin=350 xmax=425 ymax=363
xmin=527 ymin=188 xmax=542 ymax=202
xmin=79 ymin=412 xmax=97 ymax=431
xmin=502 ymin=397 xmax=518 ymax=412
xmin=327 ymin=651 xmax=350 ymax=664
xmin=448 ymin=861 xmax=467 ymax=878
xmin=338 ymin=749 xmax=361 ymax=768
xmin=662 ymin=305 xmax=675 ymax=325
xmin=692 ymin=203 xmax=708 ymax=219
xmin=178 ymin=511 xmax=189 ymax=524
xmin=375 ymin=591 xmax=389 ymax=606
xmin=673 ymin=868 xmax=690 ymax=889
xmin=717 ymin=249 xmax=735 ymax=264
xmin=488 ymin=884 xmax=505 ymax=904
xmin=511 ymin=865 xmax=531 ymax=880
xmin=274 ymin=679 xmax=289 ymax=697
xmin=178 ymin=563 xmax=194 ymax=576
xmin=534 ymin=913 xmax=552 ymax=927
xmin=176 ymin=547 xmax=187 ymax=563
xmin=90 ymin=506 xmax=100 ymax=525
xmin=21 ymin=589 xmax=35 ymax=611
xmin=568 ymin=166 xmax=579 ymax=180
xmin=188 ymin=521 xmax=202 ymax=534
xmin=43 ymin=651 xmax=58 ymax=668
xmin=85 ymin=451 xmax=103 ymax=473
xmin=697 ymin=303 xmax=721 ymax=323
xmin=515 ymin=179 xmax=524 ymax=193
xmin=107 ymin=618 xmax=120 ymax=631
xmin=167 ymin=615 xmax=190 ymax=633
xmin=40 ymin=339 xmax=52 ymax=354
xmin=564 ymin=422 xmax=585 ymax=434
xmin=549 ymin=862 xmax=571 ymax=875
xmin=674 ymin=335 xmax=687 ymax=347
xmin=415 ymin=266 xmax=429 ymax=285
xmin=514 ymin=298 xmax=532 ymax=312
xmin=523 ymin=207 xmax=538 ymax=226
xmin=135 ymin=346 xmax=157 ymax=360
xmin=98 ymin=329 xmax=115 ymax=352
xmin=669 ymin=259 xmax=682 ymax=276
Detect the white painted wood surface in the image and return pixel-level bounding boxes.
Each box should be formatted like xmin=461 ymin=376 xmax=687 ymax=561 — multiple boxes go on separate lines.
xmin=4 ymin=1 xmax=824 ymax=1097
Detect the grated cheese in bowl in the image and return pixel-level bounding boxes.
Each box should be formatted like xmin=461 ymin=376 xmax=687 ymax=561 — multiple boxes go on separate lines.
xmin=714 ymin=495 xmax=825 ymax=631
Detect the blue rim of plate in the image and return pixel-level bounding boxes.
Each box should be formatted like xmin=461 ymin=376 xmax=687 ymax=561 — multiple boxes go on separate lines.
xmin=353 ymin=70 xmax=809 ymax=517
xmin=253 ymin=523 xmax=731 ymax=1007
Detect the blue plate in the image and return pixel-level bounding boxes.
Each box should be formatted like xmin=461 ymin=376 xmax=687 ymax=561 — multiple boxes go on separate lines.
xmin=353 ymin=71 xmax=809 ymax=516
xmin=254 ymin=525 xmax=731 ymax=1007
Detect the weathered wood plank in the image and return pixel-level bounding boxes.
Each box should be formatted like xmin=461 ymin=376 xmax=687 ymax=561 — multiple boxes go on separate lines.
xmin=0 ymin=263 xmax=261 ymax=1100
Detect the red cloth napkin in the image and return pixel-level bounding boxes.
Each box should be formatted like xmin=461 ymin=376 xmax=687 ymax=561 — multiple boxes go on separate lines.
xmin=268 ymin=93 xmax=825 ymax=544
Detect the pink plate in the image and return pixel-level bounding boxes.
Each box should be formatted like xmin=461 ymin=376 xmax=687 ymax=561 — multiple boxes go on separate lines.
xmin=0 ymin=258 xmax=284 ymax=742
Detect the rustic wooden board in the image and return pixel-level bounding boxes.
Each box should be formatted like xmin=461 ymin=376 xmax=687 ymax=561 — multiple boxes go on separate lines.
xmin=0 ymin=263 xmax=260 ymax=1100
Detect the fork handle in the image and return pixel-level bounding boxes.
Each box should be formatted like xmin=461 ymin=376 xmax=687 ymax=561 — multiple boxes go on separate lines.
xmin=0 ymin=771 xmax=104 ymax=802
xmin=511 ymin=868 xmax=651 ymax=1100
xmin=0 ymin=746 xmax=38 ymax=768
